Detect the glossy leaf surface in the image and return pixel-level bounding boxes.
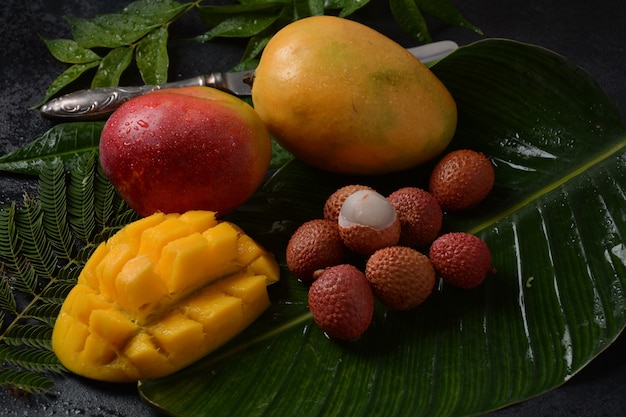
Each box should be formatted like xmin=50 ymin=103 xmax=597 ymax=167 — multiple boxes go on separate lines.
xmin=65 ymin=0 xmax=187 ymax=49
xmin=135 ymin=38 xmax=625 ymax=416
xmin=0 ymin=122 xmax=103 ymax=175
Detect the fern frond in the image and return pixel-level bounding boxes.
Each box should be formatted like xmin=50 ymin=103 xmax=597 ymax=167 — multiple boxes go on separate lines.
xmin=15 ymin=197 xmax=59 ymax=279
xmin=67 ymin=152 xmax=96 ymax=242
xmin=0 ymin=344 xmax=63 ymax=374
xmin=21 ymin=300 xmax=62 ymax=327
xmin=73 ymin=242 xmax=100 ymax=266
xmin=94 ymin=158 xmax=117 ymax=229
xmin=0 ymin=270 xmax=17 ymax=313
xmin=41 ymin=278 xmax=75 ymax=301
xmin=0 ymin=148 xmax=136 ymax=394
xmin=3 ymin=324 xmax=53 ymax=349
xmin=0 ymin=203 xmax=25 ymax=276
xmin=10 ymin=259 xmax=38 ymax=296
xmin=0 ymin=368 xmax=56 ymax=395
xmin=111 ymin=204 xmax=140 ymax=228
xmin=39 ymin=158 xmax=76 ymax=260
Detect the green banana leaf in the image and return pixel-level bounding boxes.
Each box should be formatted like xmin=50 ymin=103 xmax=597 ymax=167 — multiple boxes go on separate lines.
xmin=138 ymin=39 xmax=626 ymax=416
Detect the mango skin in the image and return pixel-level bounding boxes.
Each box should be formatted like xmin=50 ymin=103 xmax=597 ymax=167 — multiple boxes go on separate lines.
xmin=251 ymin=16 xmax=457 ymax=175
xmin=99 ymin=86 xmax=271 ymax=218
xmin=52 ymin=211 xmax=279 ymax=382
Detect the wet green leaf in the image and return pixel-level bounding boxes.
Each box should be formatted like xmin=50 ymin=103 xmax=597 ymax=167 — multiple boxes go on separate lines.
xmin=32 ymin=61 xmax=101 ymax=108
xmin=293 ymin=0 xmax=325 ymax=19
xmin=338 ymin=0 xmax=373 ymax=17
xmin=238 ymin=3 xmax=294 ymax=62
xmin=389 ymin=0 xmax=431 ymax=42
xmin=136 ymin=27 xmax=170 ymax=85
xmin=0 ymin=122 xmax=104 ymax=176
xmin=122 ymin=0 xmax=189 ymax=17
xmin=269 ymin=139 xmax=293 ymax=169
xmin=196 ymin=12 xmax=281 ymax=42
xmin=240 ymin=34 xmax=269 ymax=63
xmin=197 ymin=2 xmax=285 ymax=27
xmin=66 ymin=0 xmax=186 ymax=48
xmin=41 ymin=38 xmax=101 ymax=64
xmin=91 ymin=47 xmax=134 ymax=88
xmin=66 ymin=14 xmax=153 ymax=49
xmin=416 ymin=0 xmax=483 ymax=35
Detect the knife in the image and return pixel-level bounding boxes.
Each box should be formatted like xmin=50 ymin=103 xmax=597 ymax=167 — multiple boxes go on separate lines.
xmin=39 ymin=40 xmax=458 ymax=120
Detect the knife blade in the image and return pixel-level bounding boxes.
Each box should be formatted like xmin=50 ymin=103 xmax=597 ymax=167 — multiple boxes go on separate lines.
xmin=39 ymin=40 xmax=458 ymax=120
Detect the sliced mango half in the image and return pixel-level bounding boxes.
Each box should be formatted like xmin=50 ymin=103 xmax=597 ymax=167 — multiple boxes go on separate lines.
xmin=52 ymin=211 xmax=279 ymax=382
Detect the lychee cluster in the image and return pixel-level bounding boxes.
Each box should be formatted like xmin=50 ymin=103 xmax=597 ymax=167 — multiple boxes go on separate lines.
xmin=286 ymin=149 xmax=496 ymax=341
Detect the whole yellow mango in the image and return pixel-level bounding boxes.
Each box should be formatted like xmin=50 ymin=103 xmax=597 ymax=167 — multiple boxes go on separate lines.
xmin=251 ymin=16 xmax=457 ymax=175
xmin=52 ymin=211 xmax=279 ymax=382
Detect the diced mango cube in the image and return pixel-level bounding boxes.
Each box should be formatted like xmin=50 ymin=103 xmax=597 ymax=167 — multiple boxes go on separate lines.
xmin=95 ymin=242 xmax=133 ymax=298
xmin=88 ymin=308 xmax=138 ymax=349
xmin=148 ymin=312 xmax=205 ymax=368
xmin=217 ymin=272 xmax=271 ymax=317
xmin=52 ymin=313 xmax=89 ymax=356
xmin=124 ymin=333 xmax=175 ymax=380
xmin=114 ymin=212 xmax=169 ymax=252
xmin=156 ymin=232 xmax=212 ymax=294
xmin=64 ymin=285 xmax=109 ymax=325
xmin=181 ymin=287 xmax=244 ymax=345
xmin=81 ymin=333 xmax=117 ymax=365
xmin=115 ymin=254 xmax=167 ymax=321
xmin=138 ymin=217 xmax=191 ymax=262
xmin=178 ymin=210 xmax=218 ymax=233
xmin=250 ymin=254 xmax=281 ymax=284
xmin=78 ymin=243 xmax=109 ymax=288
xmin=201 ymin=221 xmax=240 ymax=262
xmin=235 ymin=234 xmax=264 ymax=265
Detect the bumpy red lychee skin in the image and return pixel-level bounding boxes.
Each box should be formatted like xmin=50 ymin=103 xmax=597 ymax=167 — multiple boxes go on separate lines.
xmin=428 ymin=232 xmax=492 ymax=289
xmin=365 ymin=246 xmax=435 ymax=310
xmin=387 ymin=187 xmax=442 ymax=249
xmin=308 ymin=264 xmax=375 ymax=340
xmin=428 ymin=149 xmax=495 ymax=212
xmin=286 ymin=219 xmax=345 ymax=283
xmin=338 ymin=221 xmax=401 ymax=256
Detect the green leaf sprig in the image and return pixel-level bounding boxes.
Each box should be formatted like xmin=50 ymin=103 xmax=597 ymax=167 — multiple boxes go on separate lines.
xmin=35 ymin=0 xmax=481 ymax=106
xmin=35 ymin=0 xmax=196 ymax=107
xmin=0 ymin=153 xmax=138 ymax=394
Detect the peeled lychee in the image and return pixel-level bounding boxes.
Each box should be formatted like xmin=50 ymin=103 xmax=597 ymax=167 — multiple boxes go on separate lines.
xmin=429 ymin=149 xmax=495 ymax=212
xmin=337 ymin=189 xmax=401 ymax=255
xmin=324 ymin=184 xmax=375 ymax=222
xmin=308 ymin=264 xmax=375 ymax=340
xmin=365 ymin=246 xmax=435 ymax=310
xmin=387 ymin=187 xmax=442 ymax=249
xmin=286 ymin=219 xmax=345 ymax=282
xmin=428 ymin=232 xmax=492 ymax=289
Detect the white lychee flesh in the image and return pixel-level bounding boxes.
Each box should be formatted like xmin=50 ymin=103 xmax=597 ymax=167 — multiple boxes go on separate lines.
xmin=338 ymin=190 xmax=397 ymax=230
xmin=337 ymin=190 xmax=401 ymax=255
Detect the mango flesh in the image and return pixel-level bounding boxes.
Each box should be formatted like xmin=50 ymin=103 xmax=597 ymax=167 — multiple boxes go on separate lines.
xmin=52 ymin=211 xmax=279 ymax=382
xmin=99 ymin=86 xmax=272 ymax=218
xmin=251 ymin=16 xmax=457 ymax=175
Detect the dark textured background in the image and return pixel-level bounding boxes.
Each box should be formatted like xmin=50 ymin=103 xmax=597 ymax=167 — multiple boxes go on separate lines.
xmin=1 ymin=0 xmax=625 ymax=415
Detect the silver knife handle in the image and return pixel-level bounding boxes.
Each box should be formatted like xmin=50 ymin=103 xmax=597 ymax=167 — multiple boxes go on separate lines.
xmin=40 ymin=76 xmax=207 ymax=120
